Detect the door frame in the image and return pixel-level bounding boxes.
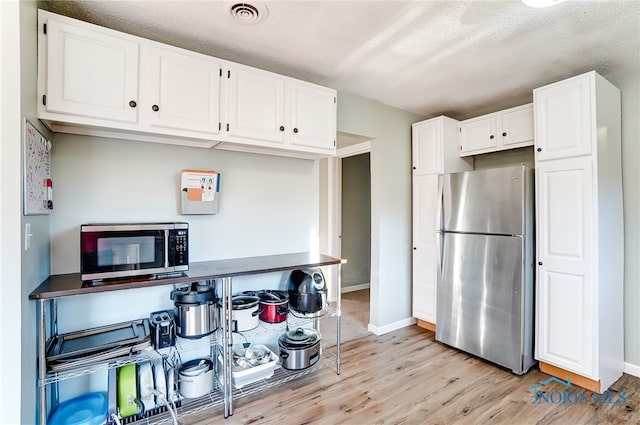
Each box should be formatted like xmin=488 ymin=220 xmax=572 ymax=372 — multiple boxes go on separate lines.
xmin=326 ymin=140 xmax=372 ymax=299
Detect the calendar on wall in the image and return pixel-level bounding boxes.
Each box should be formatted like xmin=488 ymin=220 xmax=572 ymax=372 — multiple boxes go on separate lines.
xmin=23 ymin=119 xmax=52 ymax=215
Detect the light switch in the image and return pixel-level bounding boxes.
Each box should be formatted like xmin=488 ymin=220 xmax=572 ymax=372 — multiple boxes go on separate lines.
xmin=25 ymin=223 xmax=32 ymax=251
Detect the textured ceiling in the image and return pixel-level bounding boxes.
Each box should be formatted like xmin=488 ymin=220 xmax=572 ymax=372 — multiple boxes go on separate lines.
xmin=45 ymin=0 xmax=640 ymax=120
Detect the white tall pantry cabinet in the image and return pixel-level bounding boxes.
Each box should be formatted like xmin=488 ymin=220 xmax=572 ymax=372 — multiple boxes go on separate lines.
xmin=411 ymin=117 xmax=472 ymax=328
xmin=534 ymin=71 xmax=624 ymax=393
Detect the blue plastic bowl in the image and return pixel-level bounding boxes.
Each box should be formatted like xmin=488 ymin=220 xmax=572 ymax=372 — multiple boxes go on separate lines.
xmin=48 ymin=392 xmax=108 ymax=425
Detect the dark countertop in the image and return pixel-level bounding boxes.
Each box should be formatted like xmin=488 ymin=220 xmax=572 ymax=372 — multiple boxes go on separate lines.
xmin=29 ymin=252 xmax=344 ymax=300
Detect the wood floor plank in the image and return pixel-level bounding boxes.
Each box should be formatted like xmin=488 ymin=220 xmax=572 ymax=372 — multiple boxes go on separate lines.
xmin=182 ymin=326 xmax=639 ymax=425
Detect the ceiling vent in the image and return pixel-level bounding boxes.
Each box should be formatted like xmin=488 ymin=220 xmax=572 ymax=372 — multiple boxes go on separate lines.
xmin=229 ymin=2 xmax=267 ymax=24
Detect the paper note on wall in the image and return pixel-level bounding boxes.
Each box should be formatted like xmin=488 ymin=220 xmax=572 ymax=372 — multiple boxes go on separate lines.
xmin=180 ymin=169 xmax=220 ymax=215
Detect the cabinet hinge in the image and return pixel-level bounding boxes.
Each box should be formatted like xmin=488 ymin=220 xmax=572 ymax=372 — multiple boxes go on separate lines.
xmin=227 ymin=70 xmax=230 ymax=78
xmin=226 ymin=123 xmax=229 ymax=131
xmin=42 ymin=95 xmax=46 ymax=105
xmin=43 ymin=23 xmax=47 ymax=34
xmin=460 ymin=145 xmax=462 ymax=150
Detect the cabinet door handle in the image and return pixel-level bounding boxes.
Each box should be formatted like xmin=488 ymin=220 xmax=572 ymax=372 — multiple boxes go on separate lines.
xmin=279 ymin=126 xmax=285 ymax=132
xmin=412 ymin=166 xmax=416 ymax=170
xmin=152 ymin=105 xmax=160 ymax=112
xmin=413 ymin=247 xmax=417 ymax=250
xmin=129 ymin=100 xmax=137 ymax=108
xmin=489 ymin=135 xmax=494 ymax=139
xmin=537 ymin=147 xmax=542 ymax=152
xmin=293 ymin=128 xmax=299 ymax=134
xmin=502 ymin=132 xmax=507 ymax=137
xmin=538 ymin=261 xmax=543 ymax=266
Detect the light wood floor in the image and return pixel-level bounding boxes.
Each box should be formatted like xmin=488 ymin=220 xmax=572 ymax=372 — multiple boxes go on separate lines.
xmin=185 ymin=325 xmax=640 ymax=424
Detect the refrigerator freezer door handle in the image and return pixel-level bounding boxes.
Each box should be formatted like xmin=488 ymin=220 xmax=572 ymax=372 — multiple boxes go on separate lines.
xmin=436 ymin=175 xmax=444 ymax=233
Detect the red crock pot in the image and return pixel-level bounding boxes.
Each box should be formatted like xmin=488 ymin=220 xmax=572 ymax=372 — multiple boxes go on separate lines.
xmin=243 ymin=290 xmax=289 ymax=323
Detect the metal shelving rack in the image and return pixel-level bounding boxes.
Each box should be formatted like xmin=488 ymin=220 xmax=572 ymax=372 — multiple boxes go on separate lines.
xmin=31 ymin=253 xmax=344 ymax=425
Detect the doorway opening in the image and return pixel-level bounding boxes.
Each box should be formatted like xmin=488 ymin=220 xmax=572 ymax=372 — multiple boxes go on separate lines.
xmin=321 ymin=133 xmax=372 ymax=342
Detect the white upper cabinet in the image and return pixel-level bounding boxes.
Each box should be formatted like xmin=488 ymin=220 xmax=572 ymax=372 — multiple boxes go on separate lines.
xmin=412 ymin=116 xmax=471 ymax=176
xmin=412 ymin=119 xmax=443 ymax=175
xmin=41 ymin=15 xmax=140 ymax=124
xmin=534 ymin=74 xmax=592 ymax=161
xmin=37 ymin=10 xmax=336 ymax=158
xmin=142 ymin=45 xmax=221 ymax=137
xmin=288 ymin=81 xmax=336 ymax=152
xmin=226 ymin=65 xmax=286 ymax=145
xmin=459 ymin=103 xmax=533 ymax=157
xmin=225 ymin=66 xmax=336 ymax=153
xmin=459 ymin=115 xmax=497 ymax=156
xmin=501 ymin=104 xmax=535 ymax=148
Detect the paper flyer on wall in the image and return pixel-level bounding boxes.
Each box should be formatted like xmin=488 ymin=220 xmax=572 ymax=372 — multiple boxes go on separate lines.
xmin=180 ymin=169 xmax=220 ymax=215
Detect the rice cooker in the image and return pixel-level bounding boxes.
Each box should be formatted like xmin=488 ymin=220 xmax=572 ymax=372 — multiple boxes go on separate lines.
xmin=278 ymin=327 xmax=321 ymax=370
xmin=287 ymin=268 xmax=327 ymax=316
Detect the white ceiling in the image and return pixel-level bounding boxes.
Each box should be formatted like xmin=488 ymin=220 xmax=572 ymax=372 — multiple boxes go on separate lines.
xmin=46 ymin=0 xmax=640 ymax=120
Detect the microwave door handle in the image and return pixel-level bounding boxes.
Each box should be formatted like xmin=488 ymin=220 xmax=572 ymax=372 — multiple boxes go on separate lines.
xmin=164 ymin=229 xmax=169 ymax=268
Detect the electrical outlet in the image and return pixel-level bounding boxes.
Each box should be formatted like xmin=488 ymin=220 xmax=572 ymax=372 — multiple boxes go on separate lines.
xmin=25 ymin=223 xmax=32 ymax=251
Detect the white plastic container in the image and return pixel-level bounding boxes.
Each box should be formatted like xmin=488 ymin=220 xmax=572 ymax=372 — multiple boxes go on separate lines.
xmin=217 ymin=345 xmax=278 ymax=389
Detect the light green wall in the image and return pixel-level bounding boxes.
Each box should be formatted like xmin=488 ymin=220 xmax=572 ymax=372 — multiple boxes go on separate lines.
xmin=341 ymin=153 xmax=371 ymax=288
xmin=337 ymin=91 xmax=425 ymax=328
xmin=605 ymin=67 xmax=640 ymax=369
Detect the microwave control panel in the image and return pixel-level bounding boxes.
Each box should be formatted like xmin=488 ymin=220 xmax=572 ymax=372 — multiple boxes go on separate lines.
xmin=171 ymin=229 xmax=189 ymax=268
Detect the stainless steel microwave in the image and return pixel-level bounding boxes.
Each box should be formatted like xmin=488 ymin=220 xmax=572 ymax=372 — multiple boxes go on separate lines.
xmin=80 ymin=222 xmax=188 ymax=281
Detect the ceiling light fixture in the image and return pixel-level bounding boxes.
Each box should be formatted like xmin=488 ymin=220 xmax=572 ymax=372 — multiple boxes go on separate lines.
xmin=229 ymin=2 xmax=268 ymax=24
xmin=521 ymin=0 xmax=565 ymax=7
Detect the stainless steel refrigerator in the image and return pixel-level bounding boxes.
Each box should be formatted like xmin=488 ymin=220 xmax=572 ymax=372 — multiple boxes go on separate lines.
xmin=435 ymin=164 xmax=535 ymax=375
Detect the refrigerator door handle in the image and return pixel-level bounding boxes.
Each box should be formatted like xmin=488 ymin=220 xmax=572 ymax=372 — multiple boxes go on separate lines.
xmin=435 ymin=175 xmax=445 ymax=291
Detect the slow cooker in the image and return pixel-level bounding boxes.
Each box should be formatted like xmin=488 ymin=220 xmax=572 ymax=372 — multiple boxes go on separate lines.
xmin=243 ymin=290 xmax=289 ymax=323
xmin=231 ymin=295 xmax=261 ymax=332
xmin=278 ymin=327 xmax=322 ymax=370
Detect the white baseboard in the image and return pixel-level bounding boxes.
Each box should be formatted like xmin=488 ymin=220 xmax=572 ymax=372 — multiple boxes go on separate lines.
xmin=625 ymin=362 xmax=640 ymax=378
xmin=341 ymin=283 xmax=370 ymax=293
xmin=368 ymin=317 xmax=417 ymax=336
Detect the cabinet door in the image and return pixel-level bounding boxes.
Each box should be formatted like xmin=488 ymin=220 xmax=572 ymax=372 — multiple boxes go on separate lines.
xmin=288 ymin=81 xmax=336 ymax=151
xmin=535 ymin=157 xmax=595 ymax=378
xmin=227 ymin=66 xmax=285 ymax=144
xmin=412 ymin=175 xmax=440 ymax=323
xmin=412 ymin=120 xmax=443 ymax=175
xmin=45 ymin=18 xmax=139 ymax=123
xmin=534 ymin=74 xmax=593 ymax=161
xmin=501 ymin=104 xmax=534 ymax=148
xmin=144 ymin=46 xmax=221 ymax=135
xmin=459 ymin=115 xmax=498 ymax=156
